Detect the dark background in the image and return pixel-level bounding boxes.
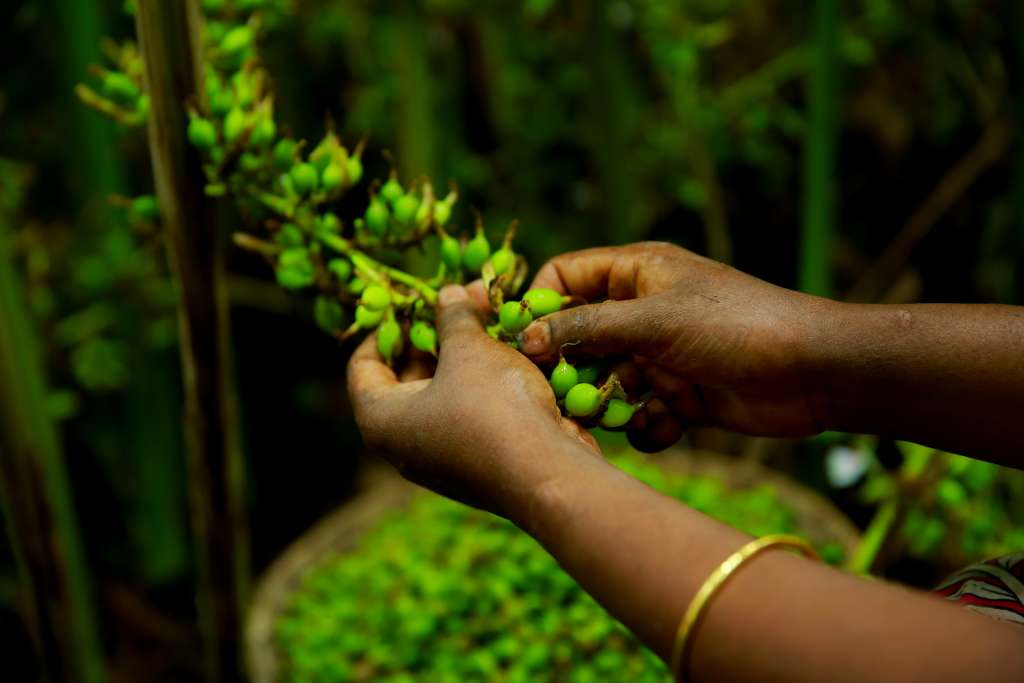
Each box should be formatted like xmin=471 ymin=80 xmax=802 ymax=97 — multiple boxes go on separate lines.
xmin=1 ymin=0 xmax=1023 ymax=680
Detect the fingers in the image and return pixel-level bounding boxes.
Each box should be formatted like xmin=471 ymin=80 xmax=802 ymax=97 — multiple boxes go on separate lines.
xmin=399 ymin=349 xmax=436 ymax=382
xmin=465 ymin=279 xmax=492 ymax=314
xmin=518 ymin=298 xmax=669 ymax=363
xmin=627 ymin=398 xmax=684 ymax=453
xmin=347 ymin=333 xmax=400 ymax=415
xmin=529 ymin=242 xmax=681 ymax=301
xmin=435 ymin=284 xmax=488 ymax=365
xmin=558 ymin=416 xmax=603 ymax=456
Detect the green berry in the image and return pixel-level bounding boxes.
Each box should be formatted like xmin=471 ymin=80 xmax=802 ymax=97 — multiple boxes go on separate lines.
xmin=232 ymin=73 xmax=255 ymax=107
xmin=317 ymin=212 xmax=341 ymax=234
xmin=314 ymin=296 xmax=346 ymax=333
xmin=499 ymin=301 xmax=533 ymax=335
xmin=346 ymin=156 xmax=364 ymax=185
xmin=273 ymin=138 xmax=297 ymax=168
xmin=355 ymin=305 xmax=383 ymax=329
xmin=576 ymin=363 xmax=603 ymax=386
xmin=290 ymin=163 xmax=319 ymax=195
xmin=129 ymin=195 xmax=159 ymax=222
xmin=205 ymin=20 xmax=226 ymax=42
xmin=523 ymin=288 xmax=564 ymax=317
xmin=433 ymin=201 xmax=452 ymax=226
xmin=490 ymin=246 xmax=515 ymax=276
xmin=549 ymin=358 xmax=579 ymax=398
xmin=223 ymin=107 xmax=247 ymax=143
xmin=600 ymin=398 xmax=637 ymax=429
xmin=250 ymin=116 xmax=276 ymax=147
xmin=239 ymin=152 xmax=261 ymax=172
xmin=410 ymin=321 xmax=438 ymax=356
xmin=377 ymin=313 xmax=403 ymax=364
xmin=220 ymin=25 xmax=254 ymax=57
xmin=209 ymin=89 xmax=234 ymax=117
xmin=392 ymin=194 xmax=419 ymax=225
xmin=327 ymin=258 xmax=352 ymax=282
xmin=463 ymin=230 xmax=491 ymax=274
xmin=415 ymin=198 xmax=432 ymax=226
xmin=321 ymin=162 xmax=344 ymax=191
xmin=102 ymin=72 xmax=140 ymax=104
xmin=440 ymin=235 xmax=462 ymax=271
xmin=188 ymin=117 xmax=217 ymax=150
xmin=275 ymin=248 xmax=315 ymax=289
xmin=380 ymin=177 xmax=403 ymax=205
xmin=348 ymin=277 xmax=368 ymax=296
xmin=365 ymin=200 xmax=389 ymax=237
xmin=361 ymin=285 xmax=392 ymax=312
xmin=275 ymin=223 xmax=304 ymax=248
xmin=564 ymin=383 xmax=602 ymax=418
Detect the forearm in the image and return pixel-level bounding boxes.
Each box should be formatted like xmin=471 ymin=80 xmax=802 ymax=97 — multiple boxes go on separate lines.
xmin=506 ymin=444 xmax=1024 ymax=682
xmin=808 ymin=302 xmax=1024 ymax=465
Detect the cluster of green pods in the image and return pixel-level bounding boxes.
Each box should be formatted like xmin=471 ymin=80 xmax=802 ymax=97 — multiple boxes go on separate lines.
xmin=91 ymin=0 xmax=642 ymax=430
xmin=491 ymin=287 xmax=569 ymax=338
xmin=549 ymin=357 xmax=641 ymax=430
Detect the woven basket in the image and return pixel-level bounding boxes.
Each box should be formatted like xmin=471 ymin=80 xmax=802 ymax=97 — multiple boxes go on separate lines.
xmin=246 ymin=450 xmax=860 ymax=683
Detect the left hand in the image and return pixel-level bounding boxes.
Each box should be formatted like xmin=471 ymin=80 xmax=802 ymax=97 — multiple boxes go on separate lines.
xmin=346 ymin=283 xmax=598 ymax=515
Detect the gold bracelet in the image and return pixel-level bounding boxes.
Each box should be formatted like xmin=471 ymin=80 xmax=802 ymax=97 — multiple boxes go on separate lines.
xmin=669 ymin=534 xmax=821 ymax=682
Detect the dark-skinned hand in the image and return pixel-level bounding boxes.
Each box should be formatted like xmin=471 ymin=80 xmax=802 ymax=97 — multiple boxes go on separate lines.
xmin=347 ymin=283 xmax=599 ymax=515
xmin=519 ymin=242 xmax=835 ymax=451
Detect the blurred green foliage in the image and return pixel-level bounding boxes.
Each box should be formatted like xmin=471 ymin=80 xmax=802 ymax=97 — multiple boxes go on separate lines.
xmin=278 ymin=452 xmax=839 ymax=683
xmin=0 ymin=0 xmax=1022 ymax=678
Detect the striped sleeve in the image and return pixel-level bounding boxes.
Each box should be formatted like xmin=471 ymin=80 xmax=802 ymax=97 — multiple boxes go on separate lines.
xmin=934 ymin=552 xmax=1024 ymax=626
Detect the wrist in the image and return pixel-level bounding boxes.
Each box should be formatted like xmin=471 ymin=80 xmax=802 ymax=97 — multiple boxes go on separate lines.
xmin=493 ymin=433 xmax=612 ymax=530
xmin=792 ymin=296 xmax=862 ymax=433
xmin=799 ymin=300 xmax=910 ymax=434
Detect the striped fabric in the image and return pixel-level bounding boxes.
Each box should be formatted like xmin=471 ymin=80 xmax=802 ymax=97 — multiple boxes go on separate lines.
xmin=934 ymin=552 xmax=1024 ymax=626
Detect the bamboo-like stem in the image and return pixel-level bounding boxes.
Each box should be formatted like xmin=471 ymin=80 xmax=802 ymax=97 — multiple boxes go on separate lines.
xmin=586 ymin=0 xmax=639 ymax=245
xmin=395 ymin=5 xmax=436 ymax=182
xmin=799 ymin=0 xmax=839 ymax=297
xmin=134 ymin=3 xmax=249 ymax=682
xmin=57 ymin=0 xmax=126 ymax=198
xmin=0 ymin=170 xmax=106 ymax=683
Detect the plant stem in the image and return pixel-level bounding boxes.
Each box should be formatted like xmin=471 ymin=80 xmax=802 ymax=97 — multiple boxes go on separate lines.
xmin=847 ymin=448 xmax=936 ymax=574
xmin=135 ymin=3 xmax=249 ymax=682
xmin=58 ymin=0 xmax=126 ymax=199
xmin=800 ymin=0 xmax=840 ymax=297
xmin=319 ymin=233 xmax=439 ymax=304
xmin=0 ymin=167 xmax=107 ymax=683
xmin=848 ymin=499 xmax=897 ymax=576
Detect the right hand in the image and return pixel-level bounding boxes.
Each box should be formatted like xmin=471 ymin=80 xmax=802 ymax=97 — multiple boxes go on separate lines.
xmin=518 ymin=242 xmax=836 ymax=450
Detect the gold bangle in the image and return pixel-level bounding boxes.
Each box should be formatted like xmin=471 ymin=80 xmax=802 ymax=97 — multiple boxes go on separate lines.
xmin=669 ymin=534 xmax=821 ymax=682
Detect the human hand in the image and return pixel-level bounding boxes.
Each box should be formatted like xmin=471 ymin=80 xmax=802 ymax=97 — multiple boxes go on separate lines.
xmin=518 ymin=243 xmax=835 ymax=449
xmin=347 ymin=283 xmax=599 ymax=515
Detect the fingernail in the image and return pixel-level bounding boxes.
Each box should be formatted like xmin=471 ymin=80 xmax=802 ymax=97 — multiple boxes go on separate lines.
xmin=517 ymin=321 xmax=550 ymax=355
xmin=438 ymin=284 xmax=468 ymax=306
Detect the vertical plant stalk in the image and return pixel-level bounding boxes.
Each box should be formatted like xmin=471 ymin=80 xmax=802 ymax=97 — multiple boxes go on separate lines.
xmin=848 ymin=448 xmax=935 ymax=575
xmin=586 ymin=0 xmax=638 ymax=245
xmin=57 ymin=0 xmax=126 ymax=199
xmin=394 ymin=6 xmax=436 ymax=182
xmin=799 ymin=0 xmax=839 ymax=297
xmin=134 ymin=3 xmax=249 ymax=683
xmin=0 ymin=175 xmax=106 ymax=683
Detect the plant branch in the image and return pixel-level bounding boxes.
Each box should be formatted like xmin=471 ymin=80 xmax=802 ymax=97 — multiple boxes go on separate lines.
xmin=135 ymin=2 xmax=249 ymax=682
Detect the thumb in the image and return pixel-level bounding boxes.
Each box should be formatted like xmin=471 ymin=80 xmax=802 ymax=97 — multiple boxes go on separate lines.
xmin=435 ymin=284 xmax=486 ymax=360
xmin=517 ymin=298 xmax=665 ymax=361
